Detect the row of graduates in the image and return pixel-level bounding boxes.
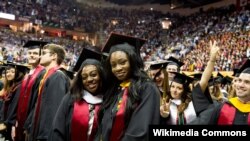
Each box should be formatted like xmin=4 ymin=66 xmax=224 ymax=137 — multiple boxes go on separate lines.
xmin=0 ymin=32 xmax=249 ymax=141
xmin=0 ymin=33 xmax=161 ymax=141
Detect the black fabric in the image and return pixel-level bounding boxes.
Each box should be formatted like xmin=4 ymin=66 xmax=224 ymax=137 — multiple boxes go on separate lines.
xmin=27 ymin=70 xmax=70 ymax=140
xmin=98 ymin=81 xmax=160 ymax=141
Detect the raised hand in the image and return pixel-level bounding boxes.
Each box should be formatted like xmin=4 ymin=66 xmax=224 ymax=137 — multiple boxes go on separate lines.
xmin=160 ymin=98 xmax=170 ymax=118
xmin=209 ymin=40 xmax=220 ymax=62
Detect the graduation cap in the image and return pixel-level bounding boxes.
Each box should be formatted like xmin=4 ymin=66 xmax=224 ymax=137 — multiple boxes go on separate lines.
xmin=189 ymin=73 xmax=202 ymax=81
xmin=167 ymin=56 xmax=184 ymax=68
xmin=59 ymin=68 xmax=75 ymax=80
xmin=4 ymin=62 xmax=30 ymax=74
xmin=208 ymin=76 xmax=222 ymax=86
xmin=221 ymin=76 xmax=233 ymax=85
xmin=73 ymin=48 xmax=102 ymax=72
xmin=149 ymin=60 xmax=171 ymax=70
xmin=23 ymin=40 xmax=48 ymax=49
xmin=101 ymin=32 xmax=147 ymax=56
xmin=23 ymin=40 xmax=48 ymax=56
xmin=172 ymin=72 xmax=194 ymax=85
xmin=238 ymin=59 xmax=250 ymax=74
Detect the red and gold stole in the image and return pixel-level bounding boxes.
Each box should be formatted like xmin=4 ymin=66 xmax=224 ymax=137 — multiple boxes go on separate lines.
xmin=16 ymin=65 xmax=44 ymax=140
xmin=71 ymin=100 xmax=100 ymax=141
xmin=33 ymin=66 xmax=60 ymax=132
xmin=110 ymin=80 xmax=130 ymax=141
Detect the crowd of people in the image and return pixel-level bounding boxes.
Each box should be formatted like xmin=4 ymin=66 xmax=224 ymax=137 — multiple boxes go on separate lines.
xmin=0 ymin=1 xmax=249 ymax=140
xmin=0 ymin=0 xmax=249 ymax=72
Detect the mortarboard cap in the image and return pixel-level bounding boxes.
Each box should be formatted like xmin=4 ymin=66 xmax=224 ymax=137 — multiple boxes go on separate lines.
xmin=73 ymin=48 xmax=102 ymax=72
xmin=5 ymin=62 xmax=30 ymax=74
xmin=167 ymin=56 xmax=184 ymax=68
xmin=172 ymin=72 xmax=194 ymax=85
xmin=59 ymin=68 xmax=75 ymax=80
xmin=238 ymin=59 xmax=250 ymax=74
xmin=221 ymin=76 xmax=233 ymax=85
xmin=102 ymin=32 xmax=146 ymax=56
xmin=23 ymin=40 xmax=48 ymax=49
xmin=149 ymin=60 xmax=171 ymax=70
xmin=189 ymin=73 xmax=202 ymax=81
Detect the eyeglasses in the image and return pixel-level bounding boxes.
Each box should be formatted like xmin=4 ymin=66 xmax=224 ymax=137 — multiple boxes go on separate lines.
xmin=42 ymin=51 xmax=52 ymax=55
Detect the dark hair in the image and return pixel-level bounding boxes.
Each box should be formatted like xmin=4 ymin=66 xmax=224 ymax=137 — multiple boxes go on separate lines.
xmin=167 ymin=82 xmax=191 ymax=114
xmin=44 ymin=44 xmax=66 ymax=65
xmin=99 ymin=43 xmax=150 ymax=129
xmin=70 ymin=59 xmax=106 ymax=100
xmin=4 ymin=66 xmax=25 ymax=94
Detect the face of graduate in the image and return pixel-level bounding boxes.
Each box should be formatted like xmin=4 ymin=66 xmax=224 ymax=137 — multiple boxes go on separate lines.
xmin=170 ymin=81 xmax=184 ymax=99
xmin=232 ymin=77 xmax=239 ymax=89
xmin=6 ymin=68 xmax=15 ymax=81
xmin=236 ymin=73 xmax=250 ymax=102
xmin=110 ymin=51 xmax=131 ymax=81
xmin=150 ymin=69 xmax=164 ymax=88
xmin=40 ymin=49 xmax=54 ymax=66
xmin=166 ymin=65 xmax=178 ymax=80
xmin=27 ymin=48 xmax=40 ymax=65
xmin=81 ymin=65 xmax=101 ymax=95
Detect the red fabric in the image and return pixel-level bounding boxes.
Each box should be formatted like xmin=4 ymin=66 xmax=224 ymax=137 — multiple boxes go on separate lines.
xmin=110 ymin=88 xmax=128 ymax=141
xmin=218 ymin=103 xmax=250 ymax=125
xmin=218 ymin=104 xmax=236 ymax=125
xmin=33 ymin=66 xmax=60 ymax=136
xmin=71 ymin=100 xmax=100 ymax=141
xmin=248 ymin=114 xmax=250 ymax=124
xmin=16 ymin=65 xmax=44 ymax=141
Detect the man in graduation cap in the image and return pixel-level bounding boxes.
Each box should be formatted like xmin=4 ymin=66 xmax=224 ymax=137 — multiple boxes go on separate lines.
xmin=3 ymin=40 xmax=48 ymax=141
xmin=25 ymin=43 xmax=70 ymax=140
xmin=207 ymin=59 xmax=250 ymax=124
xmin=97 ymin=32 xmax=160 ymax=141
xmin=166 ymin=56 xmax=184 ymax=81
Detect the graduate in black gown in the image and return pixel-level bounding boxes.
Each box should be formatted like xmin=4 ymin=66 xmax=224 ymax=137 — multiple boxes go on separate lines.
xmin=3 ymin=40 xmax=47 ymax=141
xmin=96 ymin=33 xmax=161 ymax=141
xmin=0 ymin=63 xmax=29 ymax=140
xmin=49 ymin=48 xmax=106 ymax=141
xmin=208 ymin=59 xmax=250 ymax=125
xmin=25 ymin=44 xmax=70 ymax=141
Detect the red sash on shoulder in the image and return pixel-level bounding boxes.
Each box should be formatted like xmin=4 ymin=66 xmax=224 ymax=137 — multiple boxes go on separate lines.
xmin=110 ymin=88 xmax=128 ymax=141
xmin=33 ymin=66 xmax=60 ymax=135
xmin=218 ymin=103 xmax=250 ymax=125
xmin=71 ymin=100 xmax=100 ymax=141
xmin=16 ymin=65 xmax=44 ymax=141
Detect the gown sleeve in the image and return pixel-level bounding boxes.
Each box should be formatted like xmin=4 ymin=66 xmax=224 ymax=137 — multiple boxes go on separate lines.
xmin=121 ymin=81 xmax=161 ymax=141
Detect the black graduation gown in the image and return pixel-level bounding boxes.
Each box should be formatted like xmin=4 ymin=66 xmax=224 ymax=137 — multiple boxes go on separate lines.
xmin=48 ymin=93 xmax=73 ymax=141
xmin=0 ymin=84 xmax=21 ymax=141
xmin=28 ymin=70 xmax=70 ymax=140
xmin=23 ymin=69 xmax=46 ymax=132
xmin=188 ymin=83 xmax=215 ymax=125
xmin=99 ymin=81 xmax=160 ymax=141
xmin=208 ymin=101 xmax=250 ymax=125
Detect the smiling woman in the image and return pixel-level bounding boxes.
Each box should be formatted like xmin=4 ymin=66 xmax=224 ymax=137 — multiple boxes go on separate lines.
xmin=49 ymin=45 xmax=106 ymax=141
xmin=96 ymin=33 xmax=161 ymax=141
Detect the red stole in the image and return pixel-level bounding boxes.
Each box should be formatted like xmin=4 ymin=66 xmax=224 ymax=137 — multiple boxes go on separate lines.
xmin=218 ymin=103 xmax=250 ymax=125
xmin=16 ymin=65 xmax=44 ymax=140
xmin=71 ymin=100 xmax=100 ymax=141
xmin=110 ymin=88 xmax=129 ymax=141
xmin=33 ymin=66 xmax=60 ymax=134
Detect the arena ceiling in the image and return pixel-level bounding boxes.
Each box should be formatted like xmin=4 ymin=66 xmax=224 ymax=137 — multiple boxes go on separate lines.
xmin=105 ymin=0 xmax=222 ymax=8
